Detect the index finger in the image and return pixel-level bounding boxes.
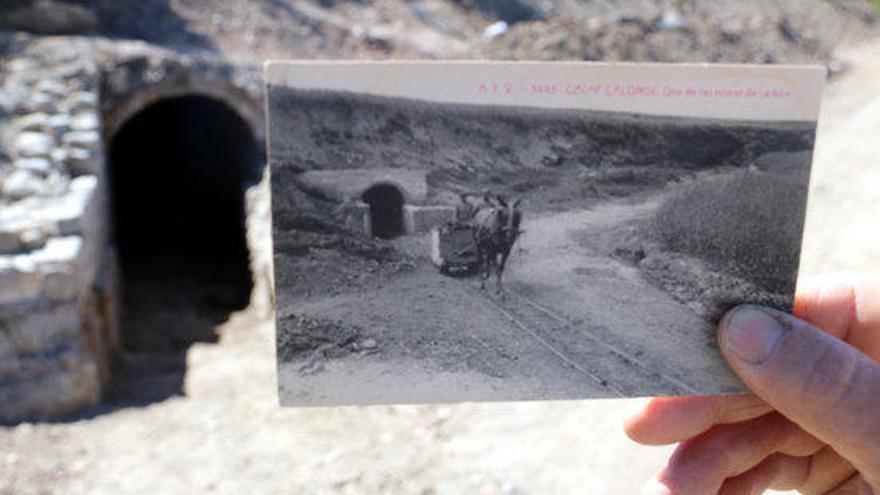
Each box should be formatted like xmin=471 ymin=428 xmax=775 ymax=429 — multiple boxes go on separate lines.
xmin=624 ymin=395 xmax=771 ymax=445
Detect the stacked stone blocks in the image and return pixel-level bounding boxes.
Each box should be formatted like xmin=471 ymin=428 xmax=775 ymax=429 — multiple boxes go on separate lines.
xmin=0 ymin=36 xmax=116 ymax=421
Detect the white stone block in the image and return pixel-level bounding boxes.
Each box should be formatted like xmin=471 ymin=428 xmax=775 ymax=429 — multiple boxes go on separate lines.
xmin=47 ymin=114 xmax=72 ymax=135
xmin=338 ymin=201 xmax=371 ymax=236
xmin=2 ymin=169 xmax=46 ymax=200
xmin=14 ymin=131 xmax=53 ymax=158
xmin=62 ymin=130 xmax=99 ymax=148
xmin=70 ymin=113 xmax=98 ymax=131
xmin=403 ymin=205 xmax=456 ymax=234
xmin=0 ymin=174 xmax=98 ymax=238
xmin=15 ymin=158 xmax=52 ymax=175
xmin=32 ymin=236 xmax=83 ymax=265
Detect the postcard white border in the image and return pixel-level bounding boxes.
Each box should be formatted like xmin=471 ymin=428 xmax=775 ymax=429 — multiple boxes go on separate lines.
xmin=266 ymin=61 xmax=825 ymax=122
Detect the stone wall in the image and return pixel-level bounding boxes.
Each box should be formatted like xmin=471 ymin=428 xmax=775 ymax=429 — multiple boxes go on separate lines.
xmin=96 ymin=40 xmax=272 ymax=319
xmin=0 ymin=33 xmax=271 ymax=421
xmin=403 ymin=205 xmax=456 ymax=234
xmin=97 ymin=41 xmax=265 ymax=148
xmin=295 ymin=169 xmax=430 ymax=204
xmin=0 ymin=34 xmax=114 ymax=421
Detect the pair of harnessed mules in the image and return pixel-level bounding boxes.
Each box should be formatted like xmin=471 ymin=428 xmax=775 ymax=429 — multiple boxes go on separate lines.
xmin=473 ymin=195 xmax=523 ymax=293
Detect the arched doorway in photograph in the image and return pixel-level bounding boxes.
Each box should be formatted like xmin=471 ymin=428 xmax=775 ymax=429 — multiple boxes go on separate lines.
xmin=108 ymin=95 xmax=261 ymax=351
xmin=362 ymin=183 xmax=405 ymax=239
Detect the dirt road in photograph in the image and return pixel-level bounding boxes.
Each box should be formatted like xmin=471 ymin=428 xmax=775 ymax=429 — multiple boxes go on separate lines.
xmin=504 ymin=197 xmax=741 ymax=393
xmin=281 ymin=178 xmax=746 ymax=405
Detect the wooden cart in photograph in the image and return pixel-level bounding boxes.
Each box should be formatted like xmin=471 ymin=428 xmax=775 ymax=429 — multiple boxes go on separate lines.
xmin=431 ymin=223 xmax=479 ymax=276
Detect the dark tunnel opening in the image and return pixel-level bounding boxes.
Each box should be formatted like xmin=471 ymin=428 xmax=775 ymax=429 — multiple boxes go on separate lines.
xmin=362 ymin=184 xmax=405 ymax=239
xmin=108 ymin=95 xmax=259 ymax=362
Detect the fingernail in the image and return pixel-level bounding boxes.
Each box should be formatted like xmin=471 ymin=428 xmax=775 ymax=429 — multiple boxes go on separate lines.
xmin=721 ymin=306 xmax=786 ymax=364
xmin=641 ymin=478 xmax=672 ymax=495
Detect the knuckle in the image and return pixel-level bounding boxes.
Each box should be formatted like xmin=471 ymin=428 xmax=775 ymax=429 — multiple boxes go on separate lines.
xmin=799 ymin=349 xmax=880 ymax=472
xmin=666 ymin=439 xmax=730 ymax=492
xmin=797 ymin=343 xmax=859 ymax=414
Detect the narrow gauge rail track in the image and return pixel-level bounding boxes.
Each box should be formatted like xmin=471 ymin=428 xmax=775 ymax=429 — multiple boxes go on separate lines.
xmin=477 ymin=287 xmax=698 ymax=397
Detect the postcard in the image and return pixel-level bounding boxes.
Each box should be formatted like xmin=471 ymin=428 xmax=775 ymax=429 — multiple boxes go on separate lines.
xmin=265 ymin=61 xmax=825 ymax=405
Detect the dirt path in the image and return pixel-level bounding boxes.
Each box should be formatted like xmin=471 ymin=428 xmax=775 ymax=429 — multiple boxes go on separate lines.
xmin=279 ymin=262 xmax=615 ymax=405
xmin=280 ymin=182 xmax=745 ymax=406
xmin=504 ymin=197 xmax=743 ymax=394
xmin=482 ymin=291 xmax=695 ymax=396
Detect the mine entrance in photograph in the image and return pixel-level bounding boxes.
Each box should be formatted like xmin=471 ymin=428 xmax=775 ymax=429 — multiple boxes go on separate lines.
xmin=362 ymin=183 xmax=405 ymax=239
xmin=109 ymin=95 xmax=259 ymax=359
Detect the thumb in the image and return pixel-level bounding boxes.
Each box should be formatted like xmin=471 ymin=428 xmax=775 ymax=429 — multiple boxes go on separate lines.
xmin=718 ymin=305 xmax=880 ymax=485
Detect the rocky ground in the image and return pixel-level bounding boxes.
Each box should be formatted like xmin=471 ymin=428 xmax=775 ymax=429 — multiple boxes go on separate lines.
xmin=63 ymin=0 xmax=880 ymax=62
xmin=0 ymin=1 xmax=878 ymax=494
xmin=6 ymin=0 xmax=878 ymax=63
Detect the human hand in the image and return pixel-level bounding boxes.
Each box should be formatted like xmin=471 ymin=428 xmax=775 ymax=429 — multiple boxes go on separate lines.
xmin=625 ymin=274 xmax=880 ymax=494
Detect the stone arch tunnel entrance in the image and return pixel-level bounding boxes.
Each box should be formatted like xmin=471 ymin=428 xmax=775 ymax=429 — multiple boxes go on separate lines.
xmin=362 ymin=183 xmax=404 ymax=239
xmin=109 ymin=95 xmax=260 ymax=353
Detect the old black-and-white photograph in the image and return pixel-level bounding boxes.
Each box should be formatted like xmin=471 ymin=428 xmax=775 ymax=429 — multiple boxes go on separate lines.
xmin=267 ymin=63 xmax=823 ymax=405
